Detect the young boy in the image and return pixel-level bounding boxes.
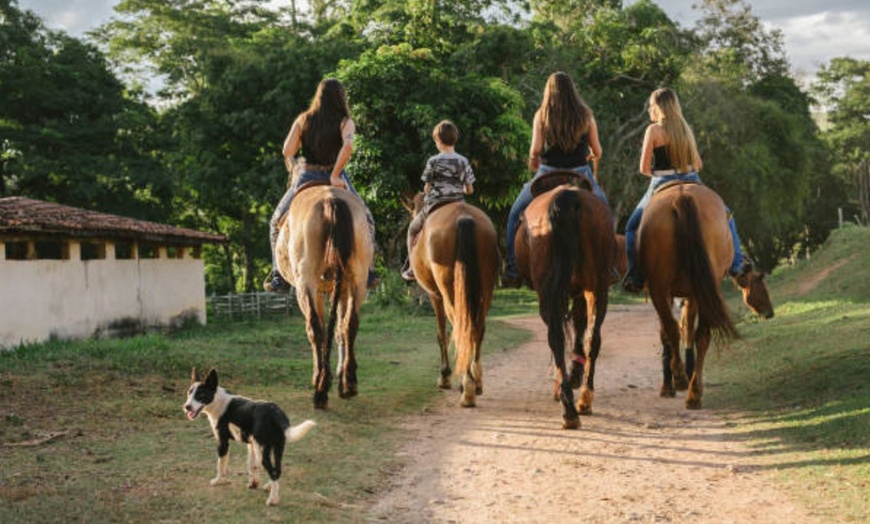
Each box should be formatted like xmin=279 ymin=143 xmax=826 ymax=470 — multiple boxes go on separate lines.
xmin=402 ymin=120 xmax=476 ymax=281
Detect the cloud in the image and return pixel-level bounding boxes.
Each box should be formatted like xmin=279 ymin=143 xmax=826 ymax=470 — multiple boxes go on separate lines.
xmin=18 ymin=0 xmax=116 ymax=36
xmin=777 ymin=10 xmax=870 ymax=73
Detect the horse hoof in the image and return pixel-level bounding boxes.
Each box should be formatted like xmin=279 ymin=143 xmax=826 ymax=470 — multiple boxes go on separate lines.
xmin=577 ymin=404 xmax=593 ymax=416
xmin=438 ymin=379 xmax=452 ymax=390
xmin=685 ymin=398 xmax=702 ymax=410
xmin=313 ymin=392 xmax=329 ymax=410
xmin=674 ymin=376 xmax=689 ymax=391
xmin=659 ymin=386 xmax=676 ymax=398
xmin=562 ymin=416 xmax=580 ymax=430
xmin=460 ymin=399 xmax=476 ymax=408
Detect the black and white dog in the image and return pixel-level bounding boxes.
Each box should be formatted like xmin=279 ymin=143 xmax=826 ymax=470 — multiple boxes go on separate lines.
xmin=183 ymin=368 xmax=316 ymax=506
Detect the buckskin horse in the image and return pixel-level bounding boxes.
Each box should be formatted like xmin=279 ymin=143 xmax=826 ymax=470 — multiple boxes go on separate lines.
xmin=274 ymin=183 xmax=374 ymax=409
xmin=637 ymin=182 xmax=773 ymax=409
xmin=514 ymin=172 xmax=616 ymax=429
xmin=408 ymin=195 xmax=499 ymax=408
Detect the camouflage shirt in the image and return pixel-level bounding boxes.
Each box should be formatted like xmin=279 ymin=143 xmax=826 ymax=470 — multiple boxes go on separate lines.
xmin=421 ymin=152 xmax=475 ymax=211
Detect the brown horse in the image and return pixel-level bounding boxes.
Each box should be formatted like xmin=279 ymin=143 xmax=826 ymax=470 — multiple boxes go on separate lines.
xmin=274 ymin=184 xmax=374 ymax=409
xmin=514 ymin=174 xmax=616 ymax=429
xmin=408 ymin=196 xmax=499 ymax=407
xmin=637 ymin=183 xmax=773 ymax=409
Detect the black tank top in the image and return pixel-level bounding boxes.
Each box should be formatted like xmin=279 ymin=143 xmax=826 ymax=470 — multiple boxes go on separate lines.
xmin=652 ymin=145 xmax=674 ymax=171
xmin=541 ymin=134 xmax=590 ymax=168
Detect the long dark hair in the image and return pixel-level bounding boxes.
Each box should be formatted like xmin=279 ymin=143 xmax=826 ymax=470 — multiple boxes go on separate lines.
xmin=539 ymin=72 xmax=592 ymax=151
xmin=299 ymin=78 xmax=351 ymax=162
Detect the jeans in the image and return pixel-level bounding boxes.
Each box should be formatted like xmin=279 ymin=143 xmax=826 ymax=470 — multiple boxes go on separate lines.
xmin=624 ymin=172 xmax=744 ymax=281
xmin=268 ymin=169 xmax=375 ymax=271
xmin=504 ymin=164 xmax=609 ymax=278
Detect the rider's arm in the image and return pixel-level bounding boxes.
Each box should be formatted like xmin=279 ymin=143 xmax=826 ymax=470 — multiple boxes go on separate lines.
xmin=330 ymin=118 xmax=355 ymax=188
xmin=282 ymin=118 xmax=302 ymax=163
xmin=587 ymin=115 xmax=603 ymax=163
xmin=587 ymin=116 xmax=603 ymax=182
xmin=639 ymin=124 xmax=656 ymax=177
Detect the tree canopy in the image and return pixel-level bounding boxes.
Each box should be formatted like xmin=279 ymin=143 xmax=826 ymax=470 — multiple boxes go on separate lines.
xmin=2 ymin=0 xmax=850 ymax=290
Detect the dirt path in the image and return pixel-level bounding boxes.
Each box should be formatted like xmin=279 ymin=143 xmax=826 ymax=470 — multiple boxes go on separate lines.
xmin=370 ymin=304 xmax=817 ymax=524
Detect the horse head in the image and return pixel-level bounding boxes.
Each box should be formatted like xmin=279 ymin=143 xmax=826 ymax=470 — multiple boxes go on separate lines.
xmin=733 ymin=259 xmax=774 ymax=319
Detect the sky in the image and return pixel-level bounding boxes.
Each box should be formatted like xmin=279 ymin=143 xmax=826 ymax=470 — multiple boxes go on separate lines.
xmin=14 ymin=0 xmax=870 ymax=79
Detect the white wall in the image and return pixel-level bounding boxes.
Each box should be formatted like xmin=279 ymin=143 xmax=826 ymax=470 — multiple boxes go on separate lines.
xmin=0 ymin=240 xmax=207 ymax=349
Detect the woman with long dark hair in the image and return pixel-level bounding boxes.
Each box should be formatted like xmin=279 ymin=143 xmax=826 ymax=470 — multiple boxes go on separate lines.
xmin=264 ymin=78 xmax=377 ymax=292
xmin=502 ymin=71 xmax=608 ymax=286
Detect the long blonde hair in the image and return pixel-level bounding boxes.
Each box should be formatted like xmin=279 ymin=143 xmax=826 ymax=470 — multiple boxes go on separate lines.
xmin=539 ymin=72 xmax=591 ymax=151
xmin=651 ymin=87 xmax=698 ymax=173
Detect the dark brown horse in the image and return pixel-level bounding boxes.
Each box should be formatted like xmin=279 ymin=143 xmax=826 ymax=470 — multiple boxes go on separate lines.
xmin=514 ymin=174 xmax=616 ymax=428
xmin=637 ymin=183 xmax=773 ymax=408
xmin=274 ymin=184 xmax=374 ymax=409
xmin=408 ymin=196 xmax=499 ymax=407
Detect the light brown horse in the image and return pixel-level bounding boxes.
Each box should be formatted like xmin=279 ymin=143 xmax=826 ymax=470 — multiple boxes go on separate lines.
xmin=274 ymin=184 xmax=373 ymax=409
xmin=408 ymin=196 xmax=499 ymax=407
xmin=514 ymin=174 xmax=616 ymax=429
xmin=637 ymin=183 xmax=773 ymax=409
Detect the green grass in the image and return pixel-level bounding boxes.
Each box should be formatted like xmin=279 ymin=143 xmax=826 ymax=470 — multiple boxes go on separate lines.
xmin=0 ymin=295 xmax=533 ymax=524
xmin=706 ymin=225 xmax=870 ymax=522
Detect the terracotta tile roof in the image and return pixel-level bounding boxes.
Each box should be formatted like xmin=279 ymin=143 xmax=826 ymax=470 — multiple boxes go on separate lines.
xmin=0 ymin=197 xmax=227 ymax=245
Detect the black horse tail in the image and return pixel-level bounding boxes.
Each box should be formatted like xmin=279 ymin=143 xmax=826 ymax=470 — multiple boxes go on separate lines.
xmin=323 ymin=197 xmax=355 ymax=354
xmin=542 ymin=189 xmax=582 ymax=356
xmin=453 ymin=216 xmax=483 ymax=377
xmin=673 ymin=194 xmax=739 ymax=341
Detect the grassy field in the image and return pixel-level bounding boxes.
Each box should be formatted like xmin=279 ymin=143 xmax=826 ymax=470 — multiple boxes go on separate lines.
xmin=0 ymin=287 xmax=535 ymax=523
xmin=1 ymin=227 xmax=868 ymax=522
xmin=707 ymin=225 xmax=870 ymax=522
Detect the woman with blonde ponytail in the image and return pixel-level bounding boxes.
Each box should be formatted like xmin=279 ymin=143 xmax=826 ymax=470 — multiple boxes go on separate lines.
xmin=622 ymin=87 xmax=748 ymax=292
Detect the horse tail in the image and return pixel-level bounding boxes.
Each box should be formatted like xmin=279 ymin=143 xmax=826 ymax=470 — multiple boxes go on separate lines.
xmin=453 ymin=216 xmax=483 ymax=378
xmin=673 ymin=194 xmax=739 ymax=340
xmin=542 ymin=189 xmax=581 ymax=354
xmin=323 ymin=197 xmax=355 ymax=352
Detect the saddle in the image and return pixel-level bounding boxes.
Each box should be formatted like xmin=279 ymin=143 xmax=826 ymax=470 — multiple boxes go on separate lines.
xmin=409 ymin=198 xmax=463 ymax=248
xmin=295 ymin=178 xmax=331 ymax=194
xmin=530 ymin=170 xmax=590 ymax=197
xmin=652 ymin=179 xmax=699 ymax=196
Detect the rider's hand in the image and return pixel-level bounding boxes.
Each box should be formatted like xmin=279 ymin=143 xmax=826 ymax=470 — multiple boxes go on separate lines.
xmin=330 ymin=176 xmax=347 ymax=190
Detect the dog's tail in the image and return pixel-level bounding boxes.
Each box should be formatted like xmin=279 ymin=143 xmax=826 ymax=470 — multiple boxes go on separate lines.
xmin=286 ymin=419 xmax=317 ymax=443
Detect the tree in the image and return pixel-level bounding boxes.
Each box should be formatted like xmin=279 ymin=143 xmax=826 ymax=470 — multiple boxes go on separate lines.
xmin=0 ymin=0 xmax=170 ymax=219
xmin=101 ymin=0 xmax=361 ymax=291
xmin=815 ymin=58 xmax=870 ymax=226
xmin=336 ymin=43 xmax=528 ymax=264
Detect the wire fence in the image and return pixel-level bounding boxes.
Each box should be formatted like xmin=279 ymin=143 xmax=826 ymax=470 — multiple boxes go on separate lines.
xmin=208 ymin=292 xmax=296 ymax=321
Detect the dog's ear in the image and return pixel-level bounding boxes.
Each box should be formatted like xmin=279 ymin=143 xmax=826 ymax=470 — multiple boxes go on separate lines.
xmin=204 ymin=368 xmax=218 ymax=389
xmin=190 ymin=367 xmax=198 ymax=384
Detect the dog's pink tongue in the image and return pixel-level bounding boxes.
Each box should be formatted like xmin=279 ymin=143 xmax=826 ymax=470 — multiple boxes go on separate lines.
xmin=187 ymin=411 xmax=196 ymax=420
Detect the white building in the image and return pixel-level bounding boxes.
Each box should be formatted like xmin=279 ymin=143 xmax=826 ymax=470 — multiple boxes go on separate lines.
xmin=0 ymin=197 xmax=227 ymax=349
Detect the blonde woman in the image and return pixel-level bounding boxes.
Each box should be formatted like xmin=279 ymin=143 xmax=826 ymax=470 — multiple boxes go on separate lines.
xmin=503 ymin=71 xmax=608 ymax=286
xmin=622 ymin=87 xmax=747 ymax=292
